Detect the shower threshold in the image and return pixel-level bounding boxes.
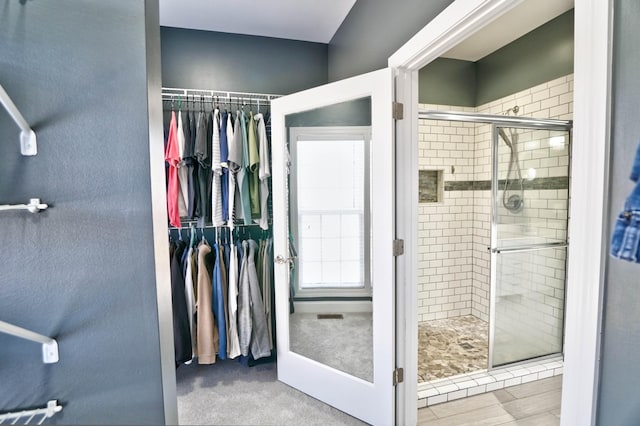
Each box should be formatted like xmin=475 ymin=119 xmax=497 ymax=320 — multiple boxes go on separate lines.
xmin=417 ymin=354 xmax=564 ymax=407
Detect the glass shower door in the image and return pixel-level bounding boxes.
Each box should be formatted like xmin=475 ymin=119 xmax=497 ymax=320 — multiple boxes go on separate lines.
xmin=489 ymin=125 xmax=570 ymax=368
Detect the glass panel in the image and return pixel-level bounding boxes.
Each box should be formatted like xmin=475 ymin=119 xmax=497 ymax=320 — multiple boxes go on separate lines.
xmin=297 ymin=139 xmax=365 ymax=288
xmin=492 ymin=247 xmax=566 ymax=367
xmin=495 ymin=128 xmax=570 ymax=247
xmin=286 ymin=97 xmax=373 ymax=382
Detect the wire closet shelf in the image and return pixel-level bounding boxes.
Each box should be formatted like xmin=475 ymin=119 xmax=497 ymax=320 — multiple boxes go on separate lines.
xmin=162 ymin=87 xmax=280 ymax=108
xmin=0 ymin=400 xmax=63 ymax=425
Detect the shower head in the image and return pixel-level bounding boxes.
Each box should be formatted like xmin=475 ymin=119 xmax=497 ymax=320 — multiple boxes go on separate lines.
xmin=503 ymin=105 xmax=519 ymax=116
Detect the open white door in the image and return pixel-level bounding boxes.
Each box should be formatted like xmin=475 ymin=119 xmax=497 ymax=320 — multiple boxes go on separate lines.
xmin=272 ymin=68 xmax=395 ymax=425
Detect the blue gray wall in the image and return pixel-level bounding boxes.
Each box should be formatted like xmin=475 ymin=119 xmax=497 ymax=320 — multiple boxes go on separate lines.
xmin=328 ymin=0 xmax=454 ymax=82
xmin=160 ymin=27 xmax=328 ymax=94
xmin=0 ymin=1 xmax=166 ymax=424
xmin=419 ymin=10 xmax=574 ymax=107
xmin=475 ymin=9 xmax=574 ymax=105
xmin=419 ymin=58 xmax=477 ymax=107
xmin=597 ymin=0 xmax=640 ymax=424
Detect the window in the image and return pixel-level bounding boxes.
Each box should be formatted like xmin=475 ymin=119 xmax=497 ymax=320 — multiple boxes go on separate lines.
xmin=289 ymin=127 xmax=371 ymax=298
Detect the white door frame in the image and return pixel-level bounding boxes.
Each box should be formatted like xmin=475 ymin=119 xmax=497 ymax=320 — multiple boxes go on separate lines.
xmin=388 ymin=0 xmax=612 ymax=425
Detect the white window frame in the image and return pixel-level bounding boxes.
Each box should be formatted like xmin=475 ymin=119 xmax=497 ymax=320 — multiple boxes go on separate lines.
xmin=288 ymin=126 xmax=373 ymax=299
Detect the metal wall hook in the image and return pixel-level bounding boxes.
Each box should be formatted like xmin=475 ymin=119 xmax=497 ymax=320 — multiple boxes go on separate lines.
xmin=0 ymin=198 xmax=48 ymax=213
xmin=0 ymin=84 xmax=37 ymax=156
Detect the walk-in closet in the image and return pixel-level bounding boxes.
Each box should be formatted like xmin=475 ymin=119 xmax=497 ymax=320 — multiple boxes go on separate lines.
xmin=163 ymin=88 xmax=277 ymax=368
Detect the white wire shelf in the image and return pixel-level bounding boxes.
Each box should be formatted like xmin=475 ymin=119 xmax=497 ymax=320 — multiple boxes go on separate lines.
xmin=0 ymin=400 xmax=62 ymax=425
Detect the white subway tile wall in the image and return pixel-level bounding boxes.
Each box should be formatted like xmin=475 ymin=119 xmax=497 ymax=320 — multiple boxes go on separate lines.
xmin=418 ymin=74 xmax=573 ymax=325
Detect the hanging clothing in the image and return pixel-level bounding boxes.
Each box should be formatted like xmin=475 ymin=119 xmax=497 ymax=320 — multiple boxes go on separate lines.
xmin=187 ymin=110 xmax=199 ymax=219
xmin=184 ymin=245 xmax=197 ymax=363
xmin=222 ymin=112 xmax=233 ymax=223
xmin=177 ymin=110 xmax=189 ymax=218
xmin=197 ymin=242 xmax=217 ymax=364
xmin=228 ymin=112 xmax=242 ymax=229
xmin=254 ymin=113 xmax=270 ymax=230
xmin=170 ymin=240 xmax=192 ymax=364
xmin=611 ymin=141 xmax=640 ymax=262
xmin=238 ymin=111 xmax=253 ymax=225
xmin=195 ymin=112 xmax=211 ymax=226
xmin=247 ymin=239 xmax=272 ymax=359
xmin=247 ymin=112 xmax=261 ymax=217
xmin=237 ymin=240 xmax=251 ymax=356
xmin=212 ymin=243 xmax=227 ymax=360
xmin=219 ymin=244 xmax=231 ymax=358
xmin=211 ymin=108 xmax=224 ymax=226
xmin=227 ymin=236 xmax=241 ymax=358
xmin=165 ymin=111 xmax=181 ymax=228
xmin=263 ymin=238 xmax=274 ymax=349
xmin=237 ymin=239 xmax=271 ymax=359
xmin=220 ymin=111 xmax=233 ymax=222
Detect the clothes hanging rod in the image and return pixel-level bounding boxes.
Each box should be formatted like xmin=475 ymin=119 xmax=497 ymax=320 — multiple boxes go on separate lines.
xmin=0 ymin=400 xmax=63 ymax=424
xmin=162 ymin=87 xmax=281 ymax=102
xmin=169 ymin=222 xmax=270 ymax=230
xmin=0 ymin=198 xmax=48 ymax=213
xmin=0 ymin=320 xmax=59 ymax=363
xmin=0 ymin=84 xmax=38 ymax=156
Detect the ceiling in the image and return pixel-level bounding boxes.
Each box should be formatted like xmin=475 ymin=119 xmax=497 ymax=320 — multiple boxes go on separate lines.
xmin=442 ymin=0 xmax=574 ymax=61
xmin=158 ymin=0 xmax=357 ymax=44
xmin=159 ymin=0 xmax=574 ymax=61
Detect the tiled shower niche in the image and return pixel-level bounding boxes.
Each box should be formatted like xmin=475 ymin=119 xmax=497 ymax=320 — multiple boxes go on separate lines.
xmin=419 ymin=169 xmax=444 ymax=203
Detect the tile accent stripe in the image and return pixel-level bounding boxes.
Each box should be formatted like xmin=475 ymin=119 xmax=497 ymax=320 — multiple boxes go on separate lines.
xmin=443 ymin=176 xmax=569 ymax=192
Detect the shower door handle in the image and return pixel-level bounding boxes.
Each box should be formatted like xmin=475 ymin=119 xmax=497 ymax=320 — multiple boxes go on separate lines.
xmin=490 ymin=242 xmax=568 ymax=254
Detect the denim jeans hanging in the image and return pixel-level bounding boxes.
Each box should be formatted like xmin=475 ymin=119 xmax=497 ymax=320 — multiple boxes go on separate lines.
xmin=610 ymin=142 xmax=640 ymax=262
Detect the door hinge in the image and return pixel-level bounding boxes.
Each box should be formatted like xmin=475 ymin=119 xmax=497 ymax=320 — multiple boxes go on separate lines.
xmin=393 ymin=367 xmax=404 ymax=385
xmin=393 ymin=239 xmax=404 ymax=256
xmin=392 ymin=102 xmax=404 ymax=120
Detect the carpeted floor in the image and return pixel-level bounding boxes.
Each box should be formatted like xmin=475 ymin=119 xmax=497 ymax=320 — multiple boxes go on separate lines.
xmin=176 ymin=359 xmax=367 ymax=425
xmin=289 ymin=312 xmax=373 ymax=382
xmin=418 ymin=315 xmax=489 ymax=382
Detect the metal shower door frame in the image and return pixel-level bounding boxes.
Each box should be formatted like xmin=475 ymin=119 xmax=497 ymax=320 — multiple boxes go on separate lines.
xmin=488 ymin=120 xmax=573 ymax=370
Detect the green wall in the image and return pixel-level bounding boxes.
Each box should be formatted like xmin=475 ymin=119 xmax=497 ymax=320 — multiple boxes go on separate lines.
xmin=328 ymin=0 xmax=454 ymax=82
xmin=476 ymin=9 xmax=574 ymax=105
xmin=597 ymin=0 xmax=640 ymax=423
xmin=419 ymin=58 xmax=477 ymax=107
xmin=419 ymin=10 xmax=574 ymax=107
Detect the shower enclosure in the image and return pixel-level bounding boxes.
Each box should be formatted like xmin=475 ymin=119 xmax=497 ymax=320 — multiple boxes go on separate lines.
xmin=418 ymin=110 xmax=571 ymax=383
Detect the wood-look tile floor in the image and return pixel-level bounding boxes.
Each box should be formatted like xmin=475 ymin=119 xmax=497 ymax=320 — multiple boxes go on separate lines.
xmin=418 ymin=375 xmax=562 ymax=426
